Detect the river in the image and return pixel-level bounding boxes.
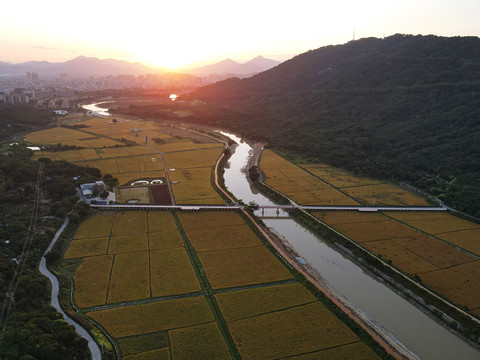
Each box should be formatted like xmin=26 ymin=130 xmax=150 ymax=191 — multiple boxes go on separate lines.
xmin=220 ymin=132 xmax=480 ymax=360
xmin=82 ymin=102 xmax=111 ymax=116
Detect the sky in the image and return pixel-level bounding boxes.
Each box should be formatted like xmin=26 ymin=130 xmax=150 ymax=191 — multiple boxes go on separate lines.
xmin=1 ymin=0 xmax=479 ymax=70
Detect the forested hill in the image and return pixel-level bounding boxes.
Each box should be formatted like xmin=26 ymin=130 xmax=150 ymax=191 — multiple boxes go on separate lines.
xmin=181 ymin=34 xmax=480 ymax=216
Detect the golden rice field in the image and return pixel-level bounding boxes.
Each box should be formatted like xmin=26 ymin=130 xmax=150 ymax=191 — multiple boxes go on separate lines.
xmin=228 ymin=302 xmax=365 ymax=359
xmin=74 ymin=212 xmax=115 ymax=239
xmin=107 ymin=251 xmax=150 ymax=303
xmin=168 ymin=167 xmax=212 ymax=182
xmin=197 ymin=246 xmax=294 ymax=289
xmin=184 ymin=224 xmax=263 ymax=252
xmin=435 ymin=228 xmax=480 ymax=256
xmin=74 ymin=255 xmax=113 ymax=308
xmin=388 ymin=211 xmax=480 ymax=235
xmin=312 ymin=210 xmax=480 ymax=316
xmin=261 ymin=150 xmax=428 ymax=206
xmin=108 ymin=234 xmax=149 ymax=254
xmin=286 ymin=342 xmax=380 ymax=360
xmin=111 ymin=211 xmax=148 ymax=236
xmin=260 ymin=150 xmax=359 ymax=205
xmin=150 ymin=248 xmax=202 ymax=297
xmin=63 ymin=237 xmax=109 ymax=259
xmin=123 ymin=348 xmax=170 ymax=360
xmin=171 ymin=180 xmax=225 ymax=205
xmin=149 ymin=231 xmax=184 ymax=250
xmin=65 ymin=209 xmax=387 ymax=358
xmin=87 ymin=296 xmax=214 ymax=338
xmin=419 ymin=261 xmax=480 ymax=311
xmin=148 ymin=211 xmax=178 ymax=232
xmin=164 ymin=148 xmax=223 ymax=169
xmin=169 ymin=322 xmax=230 ymax=360
xmin=215 ymin=283 xmax=316 ymax=322
xmin=117 ymin=331 xmax=169 ymax=358
xmin=178 ymin=211 xmax=246 ymax=230
xmin=301 ymin=164 xmax=381 ymax=188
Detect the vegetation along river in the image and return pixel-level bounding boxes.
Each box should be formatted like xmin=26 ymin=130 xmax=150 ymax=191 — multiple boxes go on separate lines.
xmin=220 ymin=132 xmax=480 ymax=360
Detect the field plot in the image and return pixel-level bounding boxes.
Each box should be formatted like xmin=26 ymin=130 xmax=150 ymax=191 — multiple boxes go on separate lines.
xmin=150 ymin=184 xmax=172 ymax=205
xmin=116 ymin=156 xmax=145 ymax=173
xmin=107 ymin=251 xmax=150 ymax=303
xmin=116 ymin=186 xmax=151 ymax=204
xmin=260 ymin=150 xmax=358 ymax=205
xmin=169 ymin=322 xmax=230 ymax=360
xmin=287 ymin=342 xmax=380 ymax=360
xmin=198 ymin=246 xmax=293 ymax=289
xmin=98 ymin=146 xmax=154 ymax=158
xmin=228 ymin=302 xmax=363 ymax=359
xmin=26 ymin=126 xmax=91 ymax=144
xmin=64 ymin=237 xmax=109 ymax=259
xmin=168 ymin=167 xmax=212 ymax=182
xmin=171 ymin=180 xmax=224 ymax=205
xmin=74 ymin=255 xmax=113 ymax=308
xmin=150 ymin=248 xmax=202 ymax=297
xmin=388 ymin=211 xmax=480 ymax=235
xmin=215 ymin=283 xmax=316 ymax=322
xmin=363 ymin=239 xmax=438 ymax=274
xmin=419 ymin=261 xmax=480 ymax=311
xmin=74 ymin=212 xmax=115 ymax=239
xmin=149 ymin=231 xmax=184 ymax=250
xmin=301 ymin=164 xmax=381 ymax=188
xmin=164 ymin=148 xmax=222 ymax=169
xmin=341 ymin=184 xmax=429 ymax=206
xmin=123 ymin=348 xmax=170 ymax=360
xmin=87 ymin=296 xmax=214 ymax=338
xmin=314 ymin=211 xmax=386 ymax=225
xmin=140 ymin=155 xmax=167 ymax=171
xmin=149 ymin=140 xmax=222 ymax=153
xmin=108 ymin=234 xmax=149 ymax=254
xmin=436 ymin=229 xmax=480 ymax=256
xmin=185 ymin=224 xmax=263 ymax=252
xmin=118 ymin=332 xmax=169 ymax=358
xmin=148 ymin=211 xmax=178 ymax=232
xmin=111 ymin=211 xmax=147 ymax=236
xmin=332 ymin=219 xmax=421 ymax=243
xmin=393 ymin=235 xmax=475 ymax=268
xmin=178 ymin=211 xmax=245 ymax=230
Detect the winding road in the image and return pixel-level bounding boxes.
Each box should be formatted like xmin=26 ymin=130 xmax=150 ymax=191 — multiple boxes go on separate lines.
xmin=39 ymin=218 xmax=101 ymax=360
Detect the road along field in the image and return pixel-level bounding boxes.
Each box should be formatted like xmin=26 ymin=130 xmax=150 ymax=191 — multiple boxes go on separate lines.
xmin=64 ymin=210 xmax=386 ymax=359
xmin=313 ymin=210 xmax=480 ymax=317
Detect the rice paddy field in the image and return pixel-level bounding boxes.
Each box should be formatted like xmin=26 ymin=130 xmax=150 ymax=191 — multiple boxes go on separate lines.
xmin=64 ymin=210 xmax=382 ymax=359
xmin=261 ymin=150 xmax=429 ymax=206
xmin=26 ymin=118 xmax=226 ymax=204
xmin=313 ymin=210 xmax=480 ymax=315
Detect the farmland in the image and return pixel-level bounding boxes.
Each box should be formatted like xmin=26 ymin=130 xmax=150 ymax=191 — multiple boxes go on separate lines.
xmin=26 ymin=117 xmax=226 ymax=205
xmin=261 ymin=150 xmax=429 ymax=206
xmin=313 ymin=210 xmax=480 ymax=315
xmin=63 ymin=210 xmax=383 ymax=358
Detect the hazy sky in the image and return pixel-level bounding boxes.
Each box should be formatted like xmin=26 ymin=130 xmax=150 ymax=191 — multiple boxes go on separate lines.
xmin=1 ymin=0 xmax=479 ymax=69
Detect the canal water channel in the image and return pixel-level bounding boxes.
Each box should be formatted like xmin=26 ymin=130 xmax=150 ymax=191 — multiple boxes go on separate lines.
xmin=221 ymin=132 xmax=480 ymax=360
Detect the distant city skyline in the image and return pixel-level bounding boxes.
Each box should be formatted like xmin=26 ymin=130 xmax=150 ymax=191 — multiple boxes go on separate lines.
xmin=1 ymin=0 xmax=479 ymax=70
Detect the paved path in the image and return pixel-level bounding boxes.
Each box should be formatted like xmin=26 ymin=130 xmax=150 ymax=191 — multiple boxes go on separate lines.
xmin=39 ymin=218 xmax=102 ymax=360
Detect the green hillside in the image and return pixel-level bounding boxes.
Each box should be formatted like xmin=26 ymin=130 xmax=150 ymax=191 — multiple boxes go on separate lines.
xmin=119 ymin=35 xmax=480 ymax=216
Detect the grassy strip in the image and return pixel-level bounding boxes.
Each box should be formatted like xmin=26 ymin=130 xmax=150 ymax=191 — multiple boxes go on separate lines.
xmin=171 ymin=211 xmax=240 ymax=359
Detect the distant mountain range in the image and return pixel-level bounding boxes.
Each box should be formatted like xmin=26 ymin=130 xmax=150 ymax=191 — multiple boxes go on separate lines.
xmin=184 ymin=56 xmax=281 ymax=77
xmin=0 ymin=55 xmax=281 ymax=78
xmin=0 ymin=56 xmax=162 ymax=77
